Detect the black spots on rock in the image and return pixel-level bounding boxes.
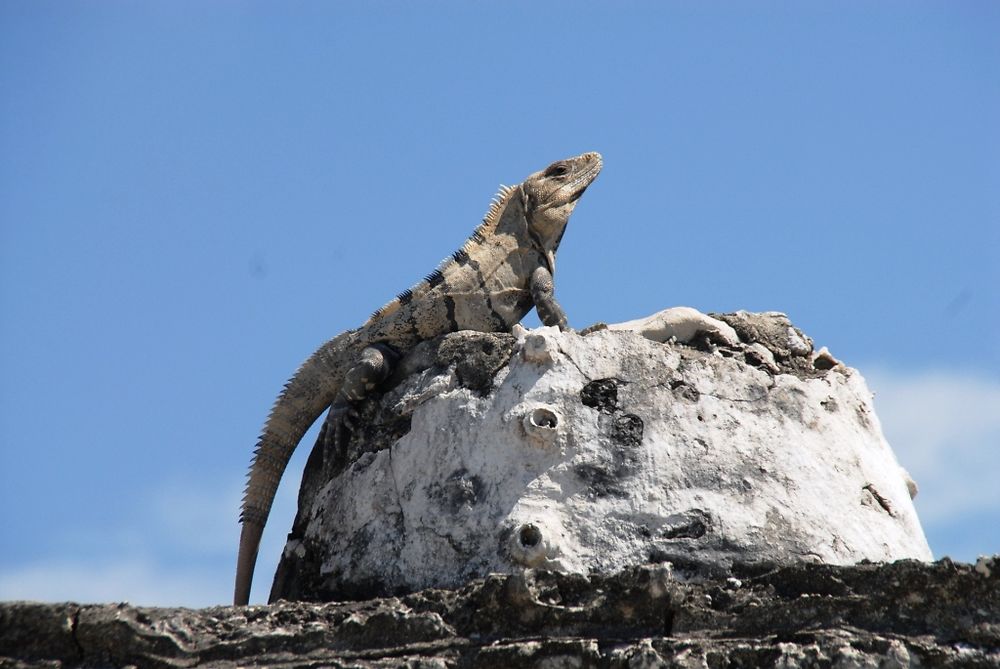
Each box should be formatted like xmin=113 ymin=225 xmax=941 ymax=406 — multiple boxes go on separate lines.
xmin=572 ymin=420 xmax=644 ymax=497
xmin=855 ymin=403 xmax=872 ymax=429
xmin=666 ymin=518 xmax=707 ymax=540
xmin=670 ymin=379 xmax=700 ymax=403
xmin=573 ymin=463 xmax=627 ymax=498
xmin=268 ymin=536 xmax=327 ymax=604
xmin=580 ymin=378 xmax=619 ymax=413
xmin=755 ymin=563 xmax=852 ymax=599
xmin=577 ymin=379 xmax=645 ymax=497
xmin=642 ymin=513 xmax=718 ymax=580
xmin=742 ymin=346 xmax=773 ymax=370
xmin=436 ymin=332 xmax=516 ymax=395
xmin=614 ymin=413 xmax=644 ymax=447
xmin=580 ymin=381 xmax=642 ymax=438
xmin=662 ymin=509 xmax=712 ymax=540
xmin=581 ymin=379 xmax=645 ymax=441
xmin=820 ymin=396 xmax=839 ymax=413
xmin=770 ymin=385 xmax=808 ymax=423
xmin=443 ymin=295 xmax=457 ymax=329
xmin=646 ymin=550 xmax=713 ymax=577
xmin=429 ymin=468 xmax=485 ymax=513
xmin=323 ymin=572 xmax=400 ymax=603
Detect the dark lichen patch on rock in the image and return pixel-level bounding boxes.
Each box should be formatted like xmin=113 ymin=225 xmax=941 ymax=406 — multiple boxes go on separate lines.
xmin=573 ymin=462 xmax=628 ymax=498
xmin=670 ymin=379 xmax=701 ymax=402
xmin=580 ymin=379 xmax=645 ymax=447
xmin=573 ymin=431 xmax=644 ymax=497
xmin=576 ymin=379 xmax=645 ymax=497
xmin=268 ymin=535 xmax=330 ymax=604
xmin=429 ymin=468 xmax=486 ymax=513
xmin=580 ymin=378 xmax=620 ymax=413
xmin=662 ymin=509 xmax=712 ymax=539
xmin=613 ymin=413 xmax=644 ymax=447
xmin=435 ymin=331 xmax=516 ymax=394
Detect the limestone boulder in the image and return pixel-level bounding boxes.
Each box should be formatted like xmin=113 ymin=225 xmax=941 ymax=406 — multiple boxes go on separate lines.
xmin=271 ymin=309 xmax=931 ymax=602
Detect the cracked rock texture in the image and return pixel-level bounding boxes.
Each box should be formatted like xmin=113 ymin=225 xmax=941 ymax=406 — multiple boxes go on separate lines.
xmin=2 ymin=559 xmax=998 ymax=667
xmin=272 ymin=310 xmax=931 ymax=603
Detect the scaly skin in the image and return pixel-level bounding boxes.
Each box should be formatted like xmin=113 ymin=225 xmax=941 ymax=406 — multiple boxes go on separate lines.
xmin=235 ymin=152 xmax=602 ymax=605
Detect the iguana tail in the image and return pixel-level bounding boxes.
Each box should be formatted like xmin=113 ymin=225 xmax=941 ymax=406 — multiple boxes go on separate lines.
xmin=234 ymin=330 xmax=354 ymax=606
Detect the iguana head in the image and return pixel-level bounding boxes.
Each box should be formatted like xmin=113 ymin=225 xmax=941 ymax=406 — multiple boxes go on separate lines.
xmin=521 ymin=152 xmax=603 ymax=262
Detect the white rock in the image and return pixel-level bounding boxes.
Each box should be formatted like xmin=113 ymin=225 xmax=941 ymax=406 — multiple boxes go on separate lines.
xmin=274 ymin=311 xmax=932 ymax=599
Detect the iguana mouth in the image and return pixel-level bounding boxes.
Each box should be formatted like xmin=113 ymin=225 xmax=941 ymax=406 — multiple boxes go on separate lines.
xmin=567 ymin=154 xmax=603 ymax=197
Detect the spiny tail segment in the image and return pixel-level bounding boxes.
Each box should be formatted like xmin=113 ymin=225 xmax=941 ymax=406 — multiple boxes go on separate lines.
xmin=365 ymin=184 xmax=518 ymax=326
xmin=234 ymin=330 xmax=353 ymax=606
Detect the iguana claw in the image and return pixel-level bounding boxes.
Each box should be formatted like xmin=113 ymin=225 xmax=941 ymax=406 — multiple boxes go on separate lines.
xmin=322 ymin=402 xmax=357 ymax=465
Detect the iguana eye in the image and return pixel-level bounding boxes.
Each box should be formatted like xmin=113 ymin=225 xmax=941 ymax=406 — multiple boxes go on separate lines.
xmin=544 ymin=163 xmax=569 ymax=178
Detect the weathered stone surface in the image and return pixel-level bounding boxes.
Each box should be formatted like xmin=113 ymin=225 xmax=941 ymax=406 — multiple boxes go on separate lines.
xmin=272 ymin=310 xmax=930 ymax=603
xmin=2 ymin=559 xmax=997 ymax=667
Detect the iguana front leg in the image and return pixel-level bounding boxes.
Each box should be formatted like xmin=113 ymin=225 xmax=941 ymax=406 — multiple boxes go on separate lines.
xmin=530 ymin=266 xmax=569 ymax=331
xmin=321 ymin=343 xmax=398 ymax=460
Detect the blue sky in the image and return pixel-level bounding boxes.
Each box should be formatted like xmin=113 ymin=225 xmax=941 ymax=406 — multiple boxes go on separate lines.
xmin=1 ymin=2 xmax=997 ymax=607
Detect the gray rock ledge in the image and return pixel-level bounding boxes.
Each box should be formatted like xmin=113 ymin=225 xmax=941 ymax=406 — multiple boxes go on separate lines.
xmin=2 ymin=559 xmax=998 ymax=668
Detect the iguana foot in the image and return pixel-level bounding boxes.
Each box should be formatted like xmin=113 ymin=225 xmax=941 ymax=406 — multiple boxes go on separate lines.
xmin=321 ymin=402 xmax=359 ymax=467
xmin=320 ymin=342 xmax=399 ymax=468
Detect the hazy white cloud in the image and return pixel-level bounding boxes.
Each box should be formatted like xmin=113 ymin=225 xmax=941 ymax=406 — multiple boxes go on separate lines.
xmin=0 ymin=476 xmax=300 ymax=608
xmin=150 ymin=481 xmax=244 ymax=555
xmin=863 ymin=367 xmax=1000 ymax=555
xmin=0 ymin=558 xmax=226 ymax=608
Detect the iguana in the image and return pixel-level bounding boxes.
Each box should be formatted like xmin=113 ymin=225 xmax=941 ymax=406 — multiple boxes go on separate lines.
xmin=235 ymin=152 xmax=603 ymax=605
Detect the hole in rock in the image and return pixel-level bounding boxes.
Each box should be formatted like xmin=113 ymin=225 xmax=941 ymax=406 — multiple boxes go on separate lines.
xmin=519 ymin=524 xmax=543 ymax=548
xmin=530 ymin=408 xmax=559 ymax=429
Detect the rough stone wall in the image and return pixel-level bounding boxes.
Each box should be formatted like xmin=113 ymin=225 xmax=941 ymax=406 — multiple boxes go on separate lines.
xmin=272 ymin=311 xmax=930 ymax=603
xmin=2 ymin=559 xmax=997 ymax=667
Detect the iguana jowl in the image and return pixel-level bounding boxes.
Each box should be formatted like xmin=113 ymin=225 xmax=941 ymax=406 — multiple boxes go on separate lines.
xmin=235 ymin=152 xmax=602 ymax=605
